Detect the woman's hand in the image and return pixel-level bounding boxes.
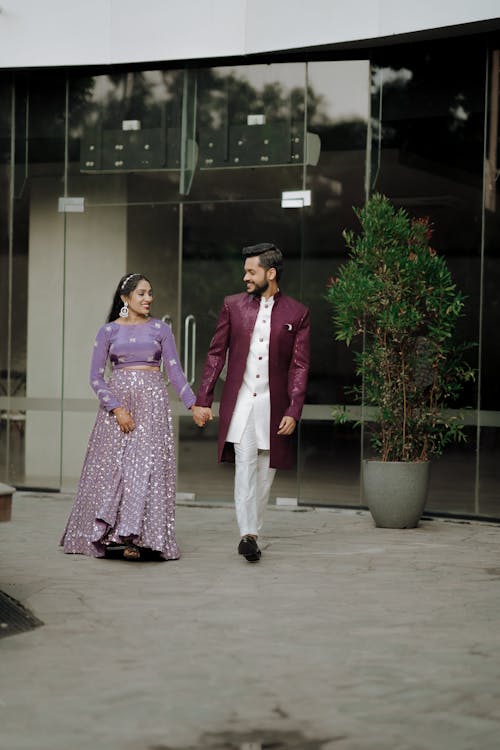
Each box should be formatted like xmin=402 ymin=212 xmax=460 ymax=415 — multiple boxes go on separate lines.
xmin=112 ymin=407 xmax=135 ymax=433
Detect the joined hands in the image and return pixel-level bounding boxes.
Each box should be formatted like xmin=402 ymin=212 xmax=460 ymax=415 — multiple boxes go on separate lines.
xmin=192 ymin=405 xmax=213 ymax=427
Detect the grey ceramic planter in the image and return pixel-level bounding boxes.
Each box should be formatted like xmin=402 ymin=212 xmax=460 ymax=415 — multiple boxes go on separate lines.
xmin=362 ymin=459 xmax=430 ymax=528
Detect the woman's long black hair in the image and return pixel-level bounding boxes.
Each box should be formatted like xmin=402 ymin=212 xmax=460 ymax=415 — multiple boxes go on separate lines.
xmin=107 ymin=273 xmax=150 ymax=322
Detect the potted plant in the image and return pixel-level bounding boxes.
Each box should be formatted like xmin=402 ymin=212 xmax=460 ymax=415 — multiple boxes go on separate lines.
xmin=326 ymin=193 xmax=474 ymax=528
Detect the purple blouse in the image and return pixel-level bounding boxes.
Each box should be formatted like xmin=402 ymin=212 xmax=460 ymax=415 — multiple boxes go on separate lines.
xmin=90 ymin=318 xmax=196 ymax=412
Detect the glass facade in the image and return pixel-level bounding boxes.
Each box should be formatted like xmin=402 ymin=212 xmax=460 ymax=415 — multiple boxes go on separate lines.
xmin=370 ymin=40 xmax=487 ymax=515
xmin=0 ymin=36 xmax=498 ymax=518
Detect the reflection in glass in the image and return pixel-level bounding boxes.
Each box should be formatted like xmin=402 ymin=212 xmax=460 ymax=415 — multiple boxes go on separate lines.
xmin=180 ymin=70 xmax=198 ymax=195
xmin=426 ymin=429 xmax=477 ymax=516
xmin=1 ymin=71 xmax=67 ymax=487
xmin=479 ymin=49 xmax=500 ymax=518
xmin=0 ymin=76 xmax=13 ymax=482
xmin=178 ymin=201 xmax=303 ymax=501
xmin=69 ymin=70 xmax=186 ymax=203
xmin=198 ymin=64 xmax=307 ymax=169
xmin=299 ymin=422 xmax=361 ymax=506
xmin=297 ymin=61 xmax=369 ymax=507
xmin=370 ymin=41 xmax=484 ymax=515
xmin=0 ymin=48 xmax=497 ymax=517
xmin=304 ymin=61 xmax=369 ymax=408
xmin=191 ymin=64 xmax=306 ymax=201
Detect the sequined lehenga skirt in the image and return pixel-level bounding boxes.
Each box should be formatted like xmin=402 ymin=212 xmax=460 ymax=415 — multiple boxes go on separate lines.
xmin=61 ymin=369 xmax=179 ymax=559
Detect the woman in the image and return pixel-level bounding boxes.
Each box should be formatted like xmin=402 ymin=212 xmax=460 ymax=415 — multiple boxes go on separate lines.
xmin=61 ymin=273 xmax=196 ymax=561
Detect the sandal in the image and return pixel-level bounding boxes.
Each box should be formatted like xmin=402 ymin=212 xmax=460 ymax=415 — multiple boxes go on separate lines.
xmin=123 ymin=545 xmax=141 ymax=561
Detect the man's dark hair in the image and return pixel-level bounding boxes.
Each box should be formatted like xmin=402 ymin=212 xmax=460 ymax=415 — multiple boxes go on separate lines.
xmin=242 ymin=243 xmax=284 ymax=282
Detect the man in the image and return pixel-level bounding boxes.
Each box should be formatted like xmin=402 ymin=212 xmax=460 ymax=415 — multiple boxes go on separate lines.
xmin=192 ymin=243 xmax=310 ymax=562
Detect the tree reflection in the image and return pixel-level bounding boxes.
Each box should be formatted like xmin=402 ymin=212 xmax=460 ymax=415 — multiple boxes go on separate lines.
xmin=371 ymin=49 xmax=485 ymax=178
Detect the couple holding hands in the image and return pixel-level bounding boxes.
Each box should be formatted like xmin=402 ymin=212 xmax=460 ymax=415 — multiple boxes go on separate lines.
xmin=61 ymin=243 xmax=310 ymax=564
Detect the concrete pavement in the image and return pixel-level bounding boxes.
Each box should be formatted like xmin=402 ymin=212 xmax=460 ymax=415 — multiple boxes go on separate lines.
xmin=1 ymin=492 xmax=500 ymax=750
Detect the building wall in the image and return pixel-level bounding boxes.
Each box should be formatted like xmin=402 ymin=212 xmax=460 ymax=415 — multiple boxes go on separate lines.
xmin=0 ymin=0 xmax=499 ymax=69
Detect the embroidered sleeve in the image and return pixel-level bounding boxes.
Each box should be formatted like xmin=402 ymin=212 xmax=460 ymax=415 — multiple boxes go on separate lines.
xmin=158 ymin=321 xmax=196 ymax=409
xmin=89 ymin=325 xmax=121 ymax=412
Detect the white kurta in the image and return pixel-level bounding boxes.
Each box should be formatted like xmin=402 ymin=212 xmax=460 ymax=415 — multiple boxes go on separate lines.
xmin=226 ymin=294 xmax=275 ymax=449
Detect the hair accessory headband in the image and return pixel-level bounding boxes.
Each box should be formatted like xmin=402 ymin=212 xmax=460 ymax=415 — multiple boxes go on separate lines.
xmin=121 ymin=273 xmax=138 ymax=291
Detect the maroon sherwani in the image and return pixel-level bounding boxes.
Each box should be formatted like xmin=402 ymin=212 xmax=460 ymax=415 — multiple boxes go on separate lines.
xmin=196 ymin=291 xmax=310 ymax=470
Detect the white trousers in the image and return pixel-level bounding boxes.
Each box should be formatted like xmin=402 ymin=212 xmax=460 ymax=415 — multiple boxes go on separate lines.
xmin=233 ymin=409 xmax=276 ymax=537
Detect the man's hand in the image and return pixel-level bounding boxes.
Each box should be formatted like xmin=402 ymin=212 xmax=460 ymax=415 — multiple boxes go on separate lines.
xmin=277 ymin=416 xmax=296 ymax=436
xmin=192 ymin=405 xmax=213 ymax=427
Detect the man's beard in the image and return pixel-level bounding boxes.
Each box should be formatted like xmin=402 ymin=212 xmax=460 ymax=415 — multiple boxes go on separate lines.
xmin=248 ymin=279 xmax=269 ymax=298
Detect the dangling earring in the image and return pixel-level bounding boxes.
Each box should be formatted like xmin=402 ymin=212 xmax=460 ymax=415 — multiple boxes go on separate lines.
xmin=119 ymin=301 xmax=129 ymax=318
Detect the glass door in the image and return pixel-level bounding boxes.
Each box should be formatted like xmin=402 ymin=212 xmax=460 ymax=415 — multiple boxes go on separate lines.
xmin=297 ymin=60 xmax=371 ymax=507
xmin=61 ymin=193 xmax=181 ymax=490
xmin=177 ymin=201 xmax=304 ymax=502
xmin=175 ymin=60 xmax=309 ymax=501
xmin=0 ymin=71 xmax=67 ymax=490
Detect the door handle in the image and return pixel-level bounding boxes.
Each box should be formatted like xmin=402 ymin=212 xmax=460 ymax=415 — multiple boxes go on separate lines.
xmin=184 ymin=314 xmax=196 ymax=386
